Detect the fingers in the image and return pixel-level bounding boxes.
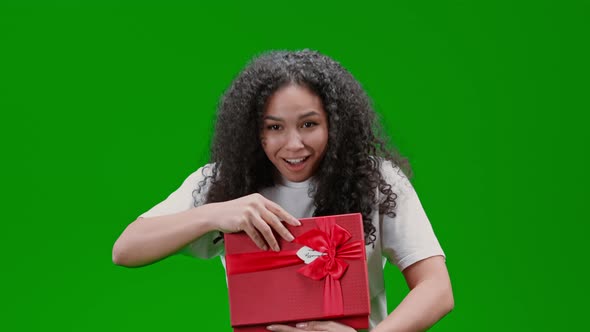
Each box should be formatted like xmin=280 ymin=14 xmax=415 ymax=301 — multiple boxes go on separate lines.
xmin=266 ymin=325 xmax=310 ymax=332
xmin=236 ymin=194 xmax=302 ymax=251
xmin=295 ymin=321 xmax=353 ymax=331
xmin=259 ymin=207 xmax=295 ymax=243
xmin=300 ymin=321 xmax=327 ymax=330
xmin=267 ymin=321 xmax=345 ymax=332
xmin=264 ymin=198 xmax=301 ymax=227
xmin=251 ymin=215 xmax=280 ymax=252
xmin=242 ymin=223 xmax=268 ymax=251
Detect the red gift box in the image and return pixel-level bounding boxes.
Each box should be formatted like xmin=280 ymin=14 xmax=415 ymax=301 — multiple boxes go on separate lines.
xmin=224 ymin=213 xmax=370 ymax=331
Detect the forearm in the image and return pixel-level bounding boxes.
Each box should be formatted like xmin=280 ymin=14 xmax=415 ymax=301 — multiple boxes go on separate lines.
xmin=112 ymin=204 xmax=218 ymax=267
xmin=372 ymin=278 xmax=454 ymax=332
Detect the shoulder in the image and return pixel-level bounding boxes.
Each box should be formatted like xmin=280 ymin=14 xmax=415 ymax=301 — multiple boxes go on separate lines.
xmin=374 ymin=157 xmax=413 ymax=196
xmin=189 ymin=163 xmax=216 ymax=202
xmin=196 ymin=163 xmax=216 ymax=180
xmin=183 ymin=163 xmax=216 ymax=185
xmin=138 ymin=163 xmax=216 ymax=218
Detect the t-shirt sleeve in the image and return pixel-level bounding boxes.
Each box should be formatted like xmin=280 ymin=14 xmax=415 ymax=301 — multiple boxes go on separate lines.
xmin=379 ymin=161 xmax=446 ymax=271
xmin=138 ymin=164 xmax=224 ymax=259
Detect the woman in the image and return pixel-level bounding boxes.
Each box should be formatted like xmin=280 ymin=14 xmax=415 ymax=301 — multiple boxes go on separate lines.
xmin=113 ymin=49 xmax=453 ymax=331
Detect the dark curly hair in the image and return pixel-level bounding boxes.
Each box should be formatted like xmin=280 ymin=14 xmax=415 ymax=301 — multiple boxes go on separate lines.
xmin=196 ymin=49 xmax=412 ymax=246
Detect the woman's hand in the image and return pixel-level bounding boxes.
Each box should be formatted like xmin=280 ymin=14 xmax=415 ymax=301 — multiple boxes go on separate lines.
xmin=204 ymin=193 xmax=300 ymax=251
xmin=267 ymin=321 xmax=357 ymax=332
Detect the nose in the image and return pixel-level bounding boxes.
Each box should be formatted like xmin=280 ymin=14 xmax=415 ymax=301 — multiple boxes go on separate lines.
xmin=284 ymin=130 xmax=305 ymax=151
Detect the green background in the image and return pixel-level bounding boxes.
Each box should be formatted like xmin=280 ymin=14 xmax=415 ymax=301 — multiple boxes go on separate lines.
xmin=2 ymin=1 xmax=588 ymax=331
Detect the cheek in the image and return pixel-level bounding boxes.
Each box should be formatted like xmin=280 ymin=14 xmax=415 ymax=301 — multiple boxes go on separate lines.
xmin=311 ymin=129 xmax=329 ymax=152
xmin=261 ymin=136 xmax=280 ymax=156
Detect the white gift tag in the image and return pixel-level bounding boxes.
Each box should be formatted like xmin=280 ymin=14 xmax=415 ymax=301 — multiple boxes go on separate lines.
xmin=296 ymin=246 xmax=326 ymax=264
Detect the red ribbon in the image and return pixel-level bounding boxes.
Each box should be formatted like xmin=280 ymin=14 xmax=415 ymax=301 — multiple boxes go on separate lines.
xmin=225 ymin=217 xmax=364 ymax=317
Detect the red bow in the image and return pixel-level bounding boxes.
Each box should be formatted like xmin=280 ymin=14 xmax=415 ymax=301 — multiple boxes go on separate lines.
xmin=293 ymin=217 xmax=363 ymax=315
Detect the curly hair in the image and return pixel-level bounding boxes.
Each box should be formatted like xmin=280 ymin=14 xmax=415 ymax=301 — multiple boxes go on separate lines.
xmin=196 ymin=49 xmax=412 ymax=246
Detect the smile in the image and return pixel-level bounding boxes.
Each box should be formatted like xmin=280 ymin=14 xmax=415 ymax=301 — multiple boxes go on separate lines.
xmin=283 ymin=156 xmax=309 ymax=164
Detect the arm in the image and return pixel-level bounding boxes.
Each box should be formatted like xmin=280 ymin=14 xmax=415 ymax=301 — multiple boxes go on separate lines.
xmin=112 ymin=204 xmax=217 ymax=267
xmin=268 ymin=256 xmax=453 ymax=332
xmin=372 ymin=256 xmax=454 ymax=332
xmin=112 ymin=194 xmax=300 ymax=267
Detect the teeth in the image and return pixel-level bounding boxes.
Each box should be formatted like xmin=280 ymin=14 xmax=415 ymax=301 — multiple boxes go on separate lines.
xmin=286 ymin=157 xmax=306 ymax=164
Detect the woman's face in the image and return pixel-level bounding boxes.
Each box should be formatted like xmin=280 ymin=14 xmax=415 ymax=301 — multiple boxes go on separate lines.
xmin=260 ymin=84 xmax=329 ymax=183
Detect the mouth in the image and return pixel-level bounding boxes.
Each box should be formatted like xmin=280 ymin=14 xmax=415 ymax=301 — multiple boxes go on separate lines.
xmin=282 ymin=156 xmax=310 ymax=171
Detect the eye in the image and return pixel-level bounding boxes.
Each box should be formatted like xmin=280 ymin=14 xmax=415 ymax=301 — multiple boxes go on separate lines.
xmin=302 ymin=121 xmax=317 ymax=128
xmin=267 ymin=124 xmax=281 ymax=131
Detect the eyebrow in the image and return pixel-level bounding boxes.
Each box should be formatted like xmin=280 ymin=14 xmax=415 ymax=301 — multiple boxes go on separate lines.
xmin=263 ymin=111 xmax=320 ymax=122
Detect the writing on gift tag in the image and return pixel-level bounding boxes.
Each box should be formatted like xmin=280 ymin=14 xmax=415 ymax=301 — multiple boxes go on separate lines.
xmin=296 ymin=246 xmax=327 ymax=264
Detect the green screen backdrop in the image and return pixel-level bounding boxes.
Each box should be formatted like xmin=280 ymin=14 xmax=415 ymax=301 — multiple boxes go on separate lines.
xmin=1 ymin=1 xmax=588 ymax=331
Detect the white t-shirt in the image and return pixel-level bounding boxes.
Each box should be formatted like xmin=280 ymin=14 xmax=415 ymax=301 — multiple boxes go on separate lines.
xmin=140 ymin=161 xmax=445 ymax=330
